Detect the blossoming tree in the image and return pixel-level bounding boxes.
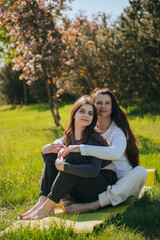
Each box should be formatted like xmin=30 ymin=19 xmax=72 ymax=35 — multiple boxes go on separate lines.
xmin=0 ymin=0 xmax=67 ymax=126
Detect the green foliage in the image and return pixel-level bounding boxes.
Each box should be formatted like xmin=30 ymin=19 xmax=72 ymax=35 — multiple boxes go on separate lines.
xmin=0 ymin=64 xmax=25 ymax=104
xmin=113 ymin=0 xmax=160 ymax=109
xmin=0 ymin=64 xmax=48 ymax=104
xmin=59 ymin=13 xmax=115 ymax=97
xmin=59 ymin=0 xmax=160 ymax=110
xmin=0 ymin=25 xmax=10 ymax=63
xmin=1 ymin=0 xmax=160 ymax=112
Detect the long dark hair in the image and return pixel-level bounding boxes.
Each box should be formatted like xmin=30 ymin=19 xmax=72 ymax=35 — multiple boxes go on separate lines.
xmin=91 ymin=88 xmax=139 ymax=167
xmin=63 ymin=95 xmax=98 ymax=146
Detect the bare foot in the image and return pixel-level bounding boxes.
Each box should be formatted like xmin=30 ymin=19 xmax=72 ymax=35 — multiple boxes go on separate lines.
xmin=20 ymin=196 xmax=47 ymax=219
xmin=23 ymin=198 xmax=55 ymax=220
xmin=65 ymin=203 xmax=90 ymax=214
xmin=60 ymin=195 xmax=75 ymax=212
xmin=65 ymin=201 xmax=101 ymax=214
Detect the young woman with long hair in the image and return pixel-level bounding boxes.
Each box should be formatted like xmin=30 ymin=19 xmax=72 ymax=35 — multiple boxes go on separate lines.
xmin=58 ymin=88 xmax=148 ymax=213
xmin=21 ymin=95 xmax=117 ymax=220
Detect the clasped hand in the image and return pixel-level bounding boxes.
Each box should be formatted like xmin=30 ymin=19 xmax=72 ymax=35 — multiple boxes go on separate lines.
xmin=55 ymin=145 xmax=81 ymax=172
xmin=55 ymin=156 xmax=65 ymax=171
xmin=57 ymin=145 xmax=80 ymax=158
xmin=55 ymin=148 xmax=68 ymax=171
xmin=41 ymin=143 xmax=64 ymax=154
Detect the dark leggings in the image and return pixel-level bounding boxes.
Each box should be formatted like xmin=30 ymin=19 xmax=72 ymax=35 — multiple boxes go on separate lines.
xmin=39 ymin=152 xmax=87 ymax=196
xmin=39 ymin=153 xmax=58 ymax=197
xmin=40 ymin=153 xmax=117 ymax=204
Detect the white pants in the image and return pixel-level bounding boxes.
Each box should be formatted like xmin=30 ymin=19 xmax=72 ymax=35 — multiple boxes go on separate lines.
xmin=99 ymin=166 xmax=148 ymax=207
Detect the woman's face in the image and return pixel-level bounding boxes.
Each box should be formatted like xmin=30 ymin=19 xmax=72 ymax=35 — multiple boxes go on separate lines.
xmin=95 ymin=94 xmax=112 ymax=119
xmin=74 ymin=104 xmax=94 ymax=129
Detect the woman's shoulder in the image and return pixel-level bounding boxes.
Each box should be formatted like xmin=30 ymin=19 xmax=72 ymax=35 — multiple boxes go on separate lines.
xmin=91 ymin=129 xmax=102 ymax=138
xmin=108 ymin=122 xmax=126 ymax=139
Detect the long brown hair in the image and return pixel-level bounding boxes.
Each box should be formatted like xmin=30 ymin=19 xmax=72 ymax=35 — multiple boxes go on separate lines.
xmin=91 ymin=88 xmax=139 ymax=167
xmin=63 ymin=95 xmax=98 ymax=146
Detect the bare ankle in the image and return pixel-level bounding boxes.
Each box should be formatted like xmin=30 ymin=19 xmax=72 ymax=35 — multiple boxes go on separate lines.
xmin=89 ymin=200 xmax=101 ymax=212
xmin=39 ymin=195 xmax=47 ymax=203
xmin=43 ymin=198 xmax=55 ymax=212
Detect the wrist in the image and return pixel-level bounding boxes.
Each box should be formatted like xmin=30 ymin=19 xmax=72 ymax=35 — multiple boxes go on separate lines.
xmin=62 ymin=163 xmax=64 ymax=171
xmin=77 ymin=145 xmax=80 ymax=152
xmin=73 ymin=145 xmax=80 ymax=152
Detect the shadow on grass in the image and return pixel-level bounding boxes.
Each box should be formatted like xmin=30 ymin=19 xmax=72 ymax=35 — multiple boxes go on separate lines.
xmin=44 ymin=126 xmax=64 ymax=140
xmin=22 ymin=103 xmax=50 ymax=112
xmin=0 ymin=105 xmax=24 ymax=111
xmin=22 ymin=101 xmax=75 ymax=112
xmin=0 ymin=100 xmax=75 ymax=113
xmin=0 ymin=104 xmax=49 ymax=112
xmin=126 ymin=105 xmax=160 ymax=117
xmin=109 ymin=188 xmax=160 ymax=239
xmin=138 ymin=135 xmax=160 ymax=155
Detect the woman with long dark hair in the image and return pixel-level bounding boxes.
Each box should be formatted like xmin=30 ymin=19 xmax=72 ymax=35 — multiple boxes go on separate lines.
xmin=21 ymin=95 xmax=117 ymax=219
xmin=58 ymin=88 xmax=148 ymax=213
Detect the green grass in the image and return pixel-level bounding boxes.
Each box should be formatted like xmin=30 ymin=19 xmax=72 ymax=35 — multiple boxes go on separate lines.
xmin=0 ymin=103 xmax=160 ymax=239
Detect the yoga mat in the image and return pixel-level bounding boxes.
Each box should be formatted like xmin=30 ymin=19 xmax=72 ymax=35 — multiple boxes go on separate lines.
xmin=145 ymin=169 xmax=155 ymax=186
xmin=0 ymin=169 xmax=154 ymax=235
xmin=0 ymin=200 xmax=133 ymax=235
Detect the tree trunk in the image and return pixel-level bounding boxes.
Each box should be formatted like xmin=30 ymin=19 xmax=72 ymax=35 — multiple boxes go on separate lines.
xmin=23 ymin=79 xmax=28 ymax=105
xmin=45 ymin=79 xmax=60 ymax=126
xmin=51 ymin=79 xmax=60 ymax=122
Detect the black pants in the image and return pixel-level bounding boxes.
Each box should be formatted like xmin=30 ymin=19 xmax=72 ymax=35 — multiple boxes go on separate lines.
xmin=39 ymin=153 xmax=58 ymax=197
xmin=40 ymin=153 xmax=117 ymax=204
xmin=39 ymin=152 xmax=88 ymax=197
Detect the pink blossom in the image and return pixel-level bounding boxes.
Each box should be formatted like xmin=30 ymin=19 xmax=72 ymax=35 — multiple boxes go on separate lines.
xmin=26 ymin=80 xmax=32 ymax=85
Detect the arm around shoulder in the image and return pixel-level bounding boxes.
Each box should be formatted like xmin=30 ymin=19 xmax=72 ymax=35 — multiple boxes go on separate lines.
xmin=80 ymin=128 xmax=127 ymax=160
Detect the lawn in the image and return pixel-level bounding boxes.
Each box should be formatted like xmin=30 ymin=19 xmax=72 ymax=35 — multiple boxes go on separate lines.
xmin=0 ymin=103 xmax=160 ymax=240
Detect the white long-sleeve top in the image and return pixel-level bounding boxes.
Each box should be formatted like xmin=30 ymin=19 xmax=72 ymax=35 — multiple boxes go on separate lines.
xmin=80 ymin=121 xmax=132 ymax=179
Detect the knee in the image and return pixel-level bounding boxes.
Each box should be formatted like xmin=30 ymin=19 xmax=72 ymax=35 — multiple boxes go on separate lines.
xmin=133 ymin=166 xmax=148 ymax=183
xmin=65 ymin=152 xmax=86 ymax=164
xmin=43 ymin=153 xmax=58 ymax=163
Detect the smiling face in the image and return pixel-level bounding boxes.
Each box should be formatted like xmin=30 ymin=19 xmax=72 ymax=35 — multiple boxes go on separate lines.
xmin=74 ymin=103 xmax=94 ymax=129
xmin=95 ymin=93 xmax=112 ymax=119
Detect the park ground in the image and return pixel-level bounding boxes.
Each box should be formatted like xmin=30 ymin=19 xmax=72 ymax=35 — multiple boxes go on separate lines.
xmin=0 ymin=102 xmax=160 ymax=240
